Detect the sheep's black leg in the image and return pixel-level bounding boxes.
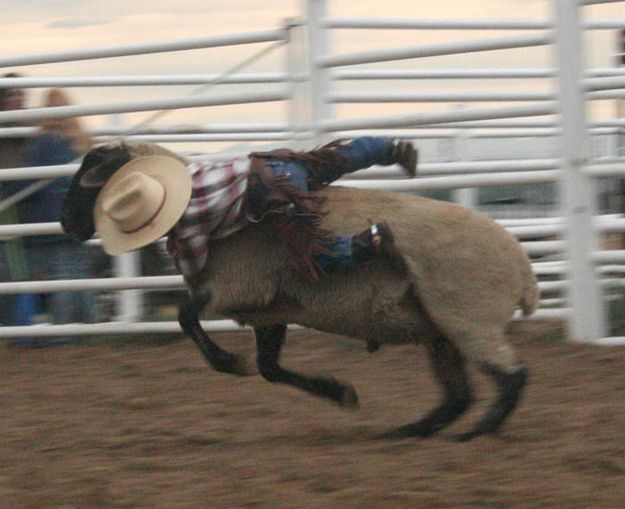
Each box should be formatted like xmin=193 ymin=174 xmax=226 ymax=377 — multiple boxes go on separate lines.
xmin=255 ymin=324 xmax=359 ymax=408
xmin=381 ymin=334 xmax=473 ymax=439
xmin=178 ymin=296 xmax=255 ymax=376
xmin=455 ymin=364 xmax=527 ymax=442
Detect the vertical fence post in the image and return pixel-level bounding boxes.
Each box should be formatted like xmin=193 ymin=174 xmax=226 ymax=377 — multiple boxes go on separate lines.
xmin=113 ymin=252 xmax=143 ymax=322
xmin=305 ymin=0 xmax=331 ymax=144
xmin=452 ymin=131 xmax=477 ymax=208
xmin=452 ymin=106 xmax=477 ymax=208
xmin=553 ymin=0 xmax=607 ymax=341
xmin=618 ymin=29 xmax=625 ymax=159
xmin=284 ymin=17 xmax=311 ymax=148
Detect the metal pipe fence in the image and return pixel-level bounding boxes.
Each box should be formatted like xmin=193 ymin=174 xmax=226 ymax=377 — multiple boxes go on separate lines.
xmin=2 ymin=67 xmax=624 ymax=91
xmin=0 ymin=29 xmax=288 ymax=68
xmin=322 ymin=103 xmax=558 ymax=132
xmin=324 ymin=17 xmax=625 ymax=30
xmin=1 ymin=0 xmax=624 ymax=343
xmin=0 ymin=91 xmax=289 ymax=124
xmin=318 ymin=33 xmax=553 ymax=68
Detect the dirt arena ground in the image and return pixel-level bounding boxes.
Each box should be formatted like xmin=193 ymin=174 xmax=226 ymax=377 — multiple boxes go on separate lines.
xmin=1 ymin=321 xmax=624 ymax=508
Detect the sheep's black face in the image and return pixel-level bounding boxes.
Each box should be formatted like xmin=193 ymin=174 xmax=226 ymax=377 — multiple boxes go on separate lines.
xmin=61 ymin=144 xmax=132 ymax=241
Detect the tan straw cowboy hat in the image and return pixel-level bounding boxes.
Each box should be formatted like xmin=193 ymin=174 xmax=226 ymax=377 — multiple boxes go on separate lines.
xmin=94 ymin=155 xmax=192 ymax=255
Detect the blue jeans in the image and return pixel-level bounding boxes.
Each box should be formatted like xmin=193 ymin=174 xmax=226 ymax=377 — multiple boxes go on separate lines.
xmin=266 ymin=136 xmax=393 ymax=193
xmin=266 ymin=137 xmax=393 ymax=270
xmin=316 ymin=235 xmax=353 ymax=271
xmin=26 ymin=240 xmax=97 ymax=325
xmin=6 ymin=241 xmax=96 ymax=346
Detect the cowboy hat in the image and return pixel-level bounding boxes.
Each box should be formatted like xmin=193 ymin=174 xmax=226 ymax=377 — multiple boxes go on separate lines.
xmin=94 ymin=155 xmax=192 ymax=255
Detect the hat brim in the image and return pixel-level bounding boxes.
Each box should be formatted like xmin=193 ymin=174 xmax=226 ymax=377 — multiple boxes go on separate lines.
xmin=94 ymin=155 xmax=192 ymax=255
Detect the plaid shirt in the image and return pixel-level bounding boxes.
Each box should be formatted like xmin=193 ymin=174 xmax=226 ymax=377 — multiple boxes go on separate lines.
xmin=166 ymin=157 xmax=250 ymax=279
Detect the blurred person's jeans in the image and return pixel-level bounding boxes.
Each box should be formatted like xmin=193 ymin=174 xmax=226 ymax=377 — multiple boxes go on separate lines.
xmin=6 ymin=240 xmax=96 ymax=346
xmin=26 ymin=240 xmax=96 ymax=325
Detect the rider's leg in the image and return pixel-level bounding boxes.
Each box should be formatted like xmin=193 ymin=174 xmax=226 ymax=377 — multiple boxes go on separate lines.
xmin=307 ymin=137 xmax=418 ymax=187
xmin=315 ymin=223 xmax=407 ymax=273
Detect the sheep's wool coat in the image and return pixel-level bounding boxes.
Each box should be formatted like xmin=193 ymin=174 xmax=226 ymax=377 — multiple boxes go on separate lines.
xmin=191 ymin=186 xmax=538 ymax=374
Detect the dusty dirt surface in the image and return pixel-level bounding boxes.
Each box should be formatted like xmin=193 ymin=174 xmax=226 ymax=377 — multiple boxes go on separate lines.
xmin=1 ymin=322 xmax=625 ymax=508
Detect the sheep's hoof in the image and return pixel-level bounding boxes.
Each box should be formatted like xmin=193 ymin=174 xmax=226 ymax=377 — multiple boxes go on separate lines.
xmin=309 ymin=376 xmax=359 ymax=408
xmin=339 ymin=383 xmax=359 ymax=409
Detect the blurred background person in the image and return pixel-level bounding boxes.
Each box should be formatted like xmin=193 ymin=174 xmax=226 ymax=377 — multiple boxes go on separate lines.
xmin=6 ymin=88 xmax=96 ymax=345
xmin=0 ymin=73 xmax=27 ymax=167
xmin=0 ymin=72 xmax=31 ymax=332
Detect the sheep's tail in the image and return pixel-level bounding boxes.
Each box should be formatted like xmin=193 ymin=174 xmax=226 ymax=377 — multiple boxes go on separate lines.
xmin=519 ymin=260 xmax=540 ymax=316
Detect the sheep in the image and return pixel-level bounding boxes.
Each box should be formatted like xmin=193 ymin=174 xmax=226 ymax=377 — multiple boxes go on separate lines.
xmin=63 ymin=142 xmax=539 ymax=441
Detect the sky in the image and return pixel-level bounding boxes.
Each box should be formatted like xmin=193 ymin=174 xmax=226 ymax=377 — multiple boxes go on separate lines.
xmin=1 ymin=0 xmax=624 ymax=153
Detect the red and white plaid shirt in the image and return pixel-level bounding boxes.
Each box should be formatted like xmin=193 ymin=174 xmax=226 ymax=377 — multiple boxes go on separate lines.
xmin=166 ymin=157 xmax=250 ymax=279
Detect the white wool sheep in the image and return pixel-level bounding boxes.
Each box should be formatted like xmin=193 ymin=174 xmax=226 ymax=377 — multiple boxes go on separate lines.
xmin=180 ymin=185 xmax=538 ymax=441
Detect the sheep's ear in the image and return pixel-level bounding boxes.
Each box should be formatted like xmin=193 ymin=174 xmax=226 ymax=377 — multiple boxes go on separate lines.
xmin=79 ymin=165 xmax=112 ymax=187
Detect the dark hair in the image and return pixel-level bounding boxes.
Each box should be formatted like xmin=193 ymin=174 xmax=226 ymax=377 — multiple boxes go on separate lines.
xmin=0 ymin=72 xmax=23 ymax=106
xmin=61 ymin=143 xmax=132 ymax=241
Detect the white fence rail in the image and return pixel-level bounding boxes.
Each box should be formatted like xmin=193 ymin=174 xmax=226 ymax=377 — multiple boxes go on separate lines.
xmin=0 ymin=91 xmax=289 ymax=124
xmin=1 ymin=0 xmax=625 ymax=343
xmin=0 ymin=29 xmax=288 ymax=67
